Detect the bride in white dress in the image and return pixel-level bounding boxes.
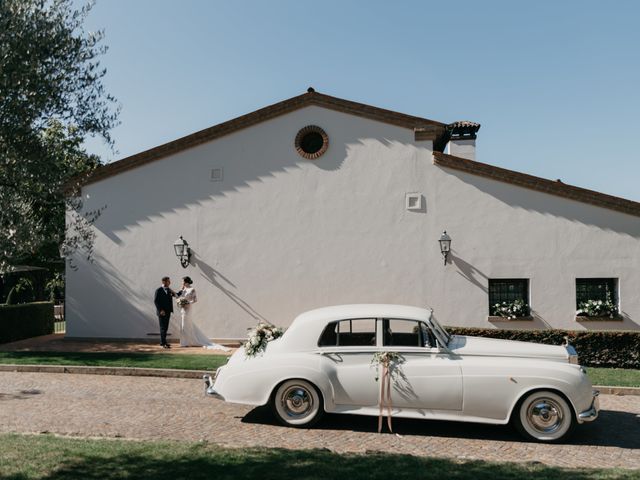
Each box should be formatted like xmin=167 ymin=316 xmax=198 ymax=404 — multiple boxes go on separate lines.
xmin=177 ymin=276 xmax=230 ymax=351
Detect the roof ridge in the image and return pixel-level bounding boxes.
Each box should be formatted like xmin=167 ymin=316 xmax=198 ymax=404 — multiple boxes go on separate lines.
xmin=69 ymin=90 xmax=447 ymax=191
xmin=433 ymin=151 xmax=640 ymax=217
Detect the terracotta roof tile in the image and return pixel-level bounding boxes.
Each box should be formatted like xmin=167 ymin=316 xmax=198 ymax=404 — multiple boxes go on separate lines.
xmin=433 ymin=152 xmax=640 ymax=217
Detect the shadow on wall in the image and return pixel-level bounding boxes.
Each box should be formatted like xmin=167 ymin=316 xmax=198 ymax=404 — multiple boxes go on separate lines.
xmin=440 ymin=169 xmax=640 ymax=237
xmin=487 ymin=312 xmax=555 ymax=331
xmin=67 ymin=254 xmax=162 ymax=339
xmin=89 ymin=121 xmax=411 ymax=244
xmin=449 ymin=251 xmax=639 ymax=331
xmin=451 ymin=252 xmax=488 ymax=293
xmin=574 ymin=311 xmax=640 ymax=331
xmin=192 ymin=251 xmax=269 ymax=324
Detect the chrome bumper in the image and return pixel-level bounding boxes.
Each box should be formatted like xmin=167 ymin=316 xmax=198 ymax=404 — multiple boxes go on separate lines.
xmin=203 ymin=369 xmax=225 ymax=400
xmin=577 ymin=390 xmax=599 ymax=423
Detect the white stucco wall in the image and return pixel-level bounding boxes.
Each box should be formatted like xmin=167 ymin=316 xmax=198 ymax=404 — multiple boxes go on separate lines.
xmin=66 ymin=105 xmax=640 ymax=340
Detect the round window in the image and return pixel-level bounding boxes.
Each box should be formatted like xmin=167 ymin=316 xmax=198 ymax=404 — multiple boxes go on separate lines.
xmin=295 ymin=125 xmax=328 ymax=160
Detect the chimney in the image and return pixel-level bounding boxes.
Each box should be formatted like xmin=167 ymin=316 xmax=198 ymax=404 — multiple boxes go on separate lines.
xmin=445 ymin=121 xmax=480 ymax=161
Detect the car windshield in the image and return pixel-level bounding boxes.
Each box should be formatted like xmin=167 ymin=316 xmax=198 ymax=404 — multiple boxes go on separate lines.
xmin=426 ymin=310 xmax=451 ymax=347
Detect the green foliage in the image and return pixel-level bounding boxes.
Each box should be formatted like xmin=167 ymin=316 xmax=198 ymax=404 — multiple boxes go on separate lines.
xmin=2 ymin=433 xmax=639 ymax=480
xmin=45 ymin=272 xmax=65 ymax=302
xmin=447 ymin=326 xmax=640 ymax=369
xmin=587 ymin=367 xmax=640 ymax=387
xmin=0 ymin=351 xmax=229 ymax=371
xmin=0 ymin=301 xmax=53 ymax=343
xmin=0 ymin=0 xmax=118 ymax=273
xmin=5 ymin=277 xmax=35 ymax=305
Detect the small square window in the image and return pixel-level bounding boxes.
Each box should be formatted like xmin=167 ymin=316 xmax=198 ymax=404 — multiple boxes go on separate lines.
xmin=488 ymin=279 xmax=530 ymax=318
xmin=405 ymin=193 xmax=423 ymax=211
xmin=576 ymin=278 xmax=618 ymax=318
xmin=210 ymin=168 xmax=224 ymax=182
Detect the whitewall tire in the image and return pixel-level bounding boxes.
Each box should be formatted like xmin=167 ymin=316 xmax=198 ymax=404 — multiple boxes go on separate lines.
xmin=514 ymin=390 xmax=575 ymax=442
xmin=272 ymin=379 xmax=323 ymax=427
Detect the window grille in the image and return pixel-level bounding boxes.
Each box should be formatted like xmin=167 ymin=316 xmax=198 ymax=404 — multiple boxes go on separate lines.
xmin=576 ymin=278 xmax=617 ymax=307
xmin=488 ymin=279 xmax=529 ymax=314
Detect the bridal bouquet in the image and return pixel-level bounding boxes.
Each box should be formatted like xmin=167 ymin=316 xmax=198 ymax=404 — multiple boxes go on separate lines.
xmin=245 ymin=322 xmax=284 ymax=357
xmin=176 ymin=297 xmax=190 ymax=307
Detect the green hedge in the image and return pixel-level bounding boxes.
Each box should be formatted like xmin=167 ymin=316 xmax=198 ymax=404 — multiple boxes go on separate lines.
xmin=0 ymin=302 xmax=54 ymax=344
xmin=446 ymin=326 xmax=640 ymax=369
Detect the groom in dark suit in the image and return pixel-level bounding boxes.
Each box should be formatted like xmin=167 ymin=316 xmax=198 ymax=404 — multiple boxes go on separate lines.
xmin=154 ymin=276 xmax=175 ymax=348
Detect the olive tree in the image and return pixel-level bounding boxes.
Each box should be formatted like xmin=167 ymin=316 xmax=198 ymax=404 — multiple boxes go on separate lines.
xmin=0 ymin=0 xmax=118 ymax=273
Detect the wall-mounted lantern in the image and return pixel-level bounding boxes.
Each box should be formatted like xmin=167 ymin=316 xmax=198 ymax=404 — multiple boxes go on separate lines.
xmin=173 ymin=236 xmax=191 ymax=268
xmin=438 ymin=231 xmax=451 ymax=265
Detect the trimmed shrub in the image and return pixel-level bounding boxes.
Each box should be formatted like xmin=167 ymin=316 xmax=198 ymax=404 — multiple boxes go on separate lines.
xmin=0 ymin=302 xmax=54 ymax=344
xmin=5 ymin=279 xmax=35 ymax=305
xmin=446 ymin=326 xmax=640 ymax=369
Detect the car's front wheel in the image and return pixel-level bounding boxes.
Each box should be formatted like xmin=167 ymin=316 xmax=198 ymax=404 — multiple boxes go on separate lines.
xmin=271 ymin=379 xmax=323 ymax=427
xmin=513 ymin=390 xmax=575 ymax=442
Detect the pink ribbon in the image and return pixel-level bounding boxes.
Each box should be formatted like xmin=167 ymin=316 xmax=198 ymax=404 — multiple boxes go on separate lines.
xmin=378 ymin=363 xmax=393 ymax=433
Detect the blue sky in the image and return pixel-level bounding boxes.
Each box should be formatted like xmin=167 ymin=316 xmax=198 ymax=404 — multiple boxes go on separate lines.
xmin=84 ymin=0 xmax=640 ymax=201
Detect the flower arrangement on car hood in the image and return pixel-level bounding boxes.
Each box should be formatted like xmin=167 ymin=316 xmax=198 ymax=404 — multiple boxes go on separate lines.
xmin=244 ymin=322 xmax=284 ymax=356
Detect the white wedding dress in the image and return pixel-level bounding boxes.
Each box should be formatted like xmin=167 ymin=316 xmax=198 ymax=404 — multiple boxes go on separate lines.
xmin=178 ymin=287 xmax=230 ymax=351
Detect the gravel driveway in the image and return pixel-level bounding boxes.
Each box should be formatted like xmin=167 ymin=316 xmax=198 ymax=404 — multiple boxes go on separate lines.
xmin=1 ymin=372 xmax=638 ymax=470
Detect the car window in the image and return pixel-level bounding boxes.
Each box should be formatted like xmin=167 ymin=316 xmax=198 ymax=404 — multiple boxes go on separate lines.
xmin=382 ymin=319 xmax=434 ymax=347
xmin=318 ymin=318 xmax=377 ymax=347
xmin=427 ymin=313 xmax=451 ymax=346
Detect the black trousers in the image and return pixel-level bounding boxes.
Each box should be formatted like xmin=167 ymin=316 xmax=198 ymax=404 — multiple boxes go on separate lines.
xmin=158 ymin=313 xmax=171 ymax=345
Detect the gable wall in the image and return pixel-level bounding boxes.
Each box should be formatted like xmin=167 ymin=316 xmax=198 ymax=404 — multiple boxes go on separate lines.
xmin=66 ymin=106 xmax=640 ymax=339
xmin=66 ymin=106 xmax=434 ymax=338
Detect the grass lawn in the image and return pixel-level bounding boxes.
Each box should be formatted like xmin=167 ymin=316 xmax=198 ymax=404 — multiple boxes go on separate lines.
xmin=586 ymin=367 xmax=640 ymax=388
xmin=0 ymin=351 xmax=227 ymax=371
xmin=0 ymin=433 xmax=637 ymax=480
xmin=0 ymin=351 xmax=638 ymax=387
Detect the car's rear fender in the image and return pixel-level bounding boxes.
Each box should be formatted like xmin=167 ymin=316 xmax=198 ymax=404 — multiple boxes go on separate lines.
xmin=215 ymin=359 xmax=335 ymax=410
xmin=266 ymin=370 xmax=336 ymax=411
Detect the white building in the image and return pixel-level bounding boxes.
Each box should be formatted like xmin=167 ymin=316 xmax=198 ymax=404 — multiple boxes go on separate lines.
xmin=66 ymin=89 xmax=640 ymax=341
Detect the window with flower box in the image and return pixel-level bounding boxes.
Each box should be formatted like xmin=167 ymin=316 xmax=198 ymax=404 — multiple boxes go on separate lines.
xmin=576 ymin=278 xmax=619 ymax=319
xmin=488 ymin=279 xmax=530 ymax=320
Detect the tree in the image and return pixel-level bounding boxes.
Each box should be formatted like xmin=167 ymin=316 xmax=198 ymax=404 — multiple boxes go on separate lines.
xmin=0 ymin=0 xmax=118 ymax=273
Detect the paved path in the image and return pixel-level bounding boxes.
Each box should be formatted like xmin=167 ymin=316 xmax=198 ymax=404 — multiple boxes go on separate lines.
xmin=1 ymin=372 xmax=638 ymax=470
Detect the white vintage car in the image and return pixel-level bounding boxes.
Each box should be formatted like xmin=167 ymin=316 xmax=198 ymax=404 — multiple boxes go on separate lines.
xmin=206 ymin=304 xmax=599 ymax=442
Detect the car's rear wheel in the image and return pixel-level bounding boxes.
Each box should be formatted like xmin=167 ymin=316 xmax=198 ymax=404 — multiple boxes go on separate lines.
xmin=513 ymin=390 xmax=575 ymax=442
xmin=271 ymin=379 xmax=323 ymax=427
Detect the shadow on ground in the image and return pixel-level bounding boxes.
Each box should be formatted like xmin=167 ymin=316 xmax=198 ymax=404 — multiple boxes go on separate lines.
xmin=0 ymin=389 xmax=42 ymax=401
xmin=2 ymin=433 xmax=635 ymax=480
xmin=241 ymin=406 xmax=640 ymax=449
